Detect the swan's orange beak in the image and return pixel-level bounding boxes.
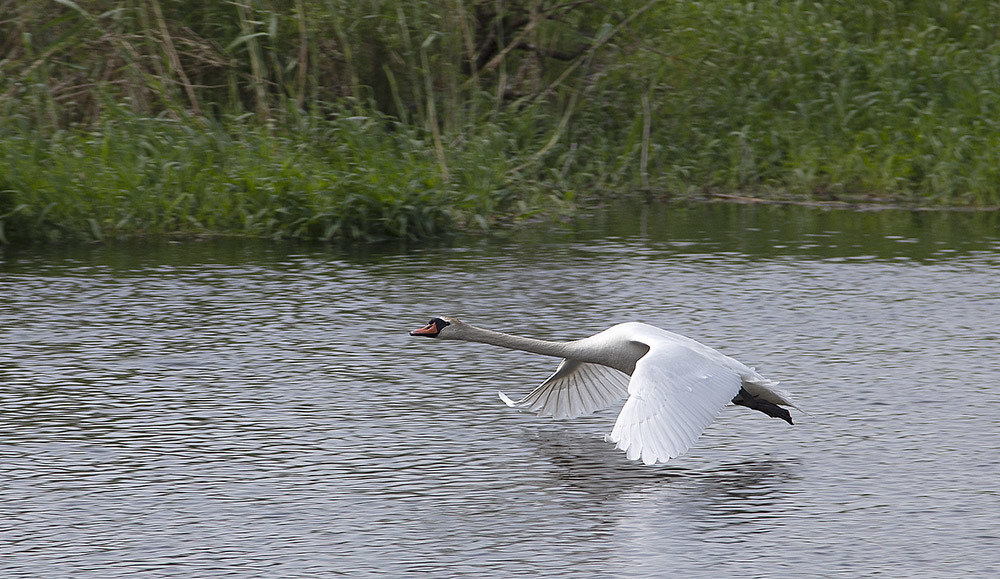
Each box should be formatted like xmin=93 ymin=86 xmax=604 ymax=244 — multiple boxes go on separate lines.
xmin=409 ymin=322 xmax=439 ymax=337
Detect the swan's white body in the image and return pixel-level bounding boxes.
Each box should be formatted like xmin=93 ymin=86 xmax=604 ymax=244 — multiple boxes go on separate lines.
xmin=411 ymin=317 xmax=797 ymax=465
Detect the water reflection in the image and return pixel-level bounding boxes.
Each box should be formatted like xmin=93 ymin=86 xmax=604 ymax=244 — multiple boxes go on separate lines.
xmin=532 ymin=425 xmax=798 ymax=517
xmin=2 ymin=203 xmax=999 ymax=271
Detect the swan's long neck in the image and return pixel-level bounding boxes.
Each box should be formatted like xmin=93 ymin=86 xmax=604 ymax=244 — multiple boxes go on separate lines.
xmin=451 ymin=324 xmax=578 ymax=359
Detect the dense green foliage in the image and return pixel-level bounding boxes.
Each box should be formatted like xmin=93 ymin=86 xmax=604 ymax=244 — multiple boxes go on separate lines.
xmin=2 ymin=0 xmax=999 ymax=243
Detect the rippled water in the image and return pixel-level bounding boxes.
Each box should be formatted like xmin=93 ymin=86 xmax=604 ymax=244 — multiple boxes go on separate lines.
xmin=2 ymin=204 xmax=999 ymax=577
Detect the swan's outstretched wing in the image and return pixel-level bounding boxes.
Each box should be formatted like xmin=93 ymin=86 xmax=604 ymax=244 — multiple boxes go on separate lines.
xmin=608 ymin=342 xmax=742 ymax=465
xmin=498 ymin=359 xmax=630 ymax=419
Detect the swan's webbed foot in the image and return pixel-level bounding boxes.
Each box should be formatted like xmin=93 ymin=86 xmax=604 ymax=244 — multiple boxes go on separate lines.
xmin=732 ymin=388 xmax=793 ymax=425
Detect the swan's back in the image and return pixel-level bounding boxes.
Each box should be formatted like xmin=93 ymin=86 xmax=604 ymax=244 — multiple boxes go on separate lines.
xmin=602 ymin=322 xmax=751 ymax=374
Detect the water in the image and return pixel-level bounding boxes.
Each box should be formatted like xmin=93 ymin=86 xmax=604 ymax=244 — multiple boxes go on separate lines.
xmin=2 ymin=203 xmax=999 ymax=577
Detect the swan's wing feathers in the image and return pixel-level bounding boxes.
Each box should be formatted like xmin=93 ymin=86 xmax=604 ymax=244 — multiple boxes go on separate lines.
xmin=609 ymin=344 xmax=743 ymax=465
xmin=498 ymin=359 xmax=630 ymax=420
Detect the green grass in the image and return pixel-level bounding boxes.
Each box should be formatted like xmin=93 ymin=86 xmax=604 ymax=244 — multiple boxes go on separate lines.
xmin=643 ymin=0 xmax=1000 ymax=205
xmin=2 ymin=1 xmax=1000 ymax=244
xmin=0 ymin=104 xmax=579 ymax=244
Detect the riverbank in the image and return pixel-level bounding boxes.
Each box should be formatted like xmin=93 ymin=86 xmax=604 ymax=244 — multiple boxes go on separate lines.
xmin=3 ymin=1 xmax=999 ymax=245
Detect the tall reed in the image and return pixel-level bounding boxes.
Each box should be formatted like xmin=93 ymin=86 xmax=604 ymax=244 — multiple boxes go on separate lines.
xmin=2 ymin=1 xmax=999 ymax=244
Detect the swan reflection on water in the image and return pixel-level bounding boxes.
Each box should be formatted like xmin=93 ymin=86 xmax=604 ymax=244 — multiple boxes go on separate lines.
xmin=519 ymin=425 xmax=803 ymax=547
xmin=527 ymin=426 xmax=798 ymax=495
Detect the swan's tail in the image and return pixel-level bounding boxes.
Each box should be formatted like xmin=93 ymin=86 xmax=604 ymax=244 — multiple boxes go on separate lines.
xmin=743 ymin=369 xmax=806 ymax=415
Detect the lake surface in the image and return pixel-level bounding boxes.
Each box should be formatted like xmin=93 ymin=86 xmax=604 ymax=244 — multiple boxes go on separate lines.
xmin=2 ymin=203 xmax=999 ymax=577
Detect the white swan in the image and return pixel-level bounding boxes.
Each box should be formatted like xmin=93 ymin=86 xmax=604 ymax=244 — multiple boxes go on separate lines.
xmin=410 ymin=316 xmax=798 ymax=465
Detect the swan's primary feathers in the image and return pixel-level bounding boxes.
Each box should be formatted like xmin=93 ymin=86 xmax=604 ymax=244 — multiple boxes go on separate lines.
xmin=410 ymin=317 xmax=797 ymax=465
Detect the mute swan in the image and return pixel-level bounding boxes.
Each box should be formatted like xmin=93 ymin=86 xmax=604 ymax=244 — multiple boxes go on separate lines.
xmin=410 ymin=317 xmax=797 ymax=465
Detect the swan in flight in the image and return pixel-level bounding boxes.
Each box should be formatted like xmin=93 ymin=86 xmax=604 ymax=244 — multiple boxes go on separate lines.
xmin=410 ymin=316 xmax=797 ymax=465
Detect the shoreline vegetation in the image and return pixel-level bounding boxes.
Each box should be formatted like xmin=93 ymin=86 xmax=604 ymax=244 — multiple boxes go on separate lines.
xmin=2 ymin=1 xmax=1000 ymax=245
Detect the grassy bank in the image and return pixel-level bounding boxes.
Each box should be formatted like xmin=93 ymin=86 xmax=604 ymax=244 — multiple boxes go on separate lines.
xmin=0 ymin=105 xmax=562 ymax=243
xmin=2 ymin=1 xmax=1000 ymax=244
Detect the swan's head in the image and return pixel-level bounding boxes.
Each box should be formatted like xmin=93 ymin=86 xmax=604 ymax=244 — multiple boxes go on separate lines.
xmin=409 ymin=316 xmax=464 ymax=339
